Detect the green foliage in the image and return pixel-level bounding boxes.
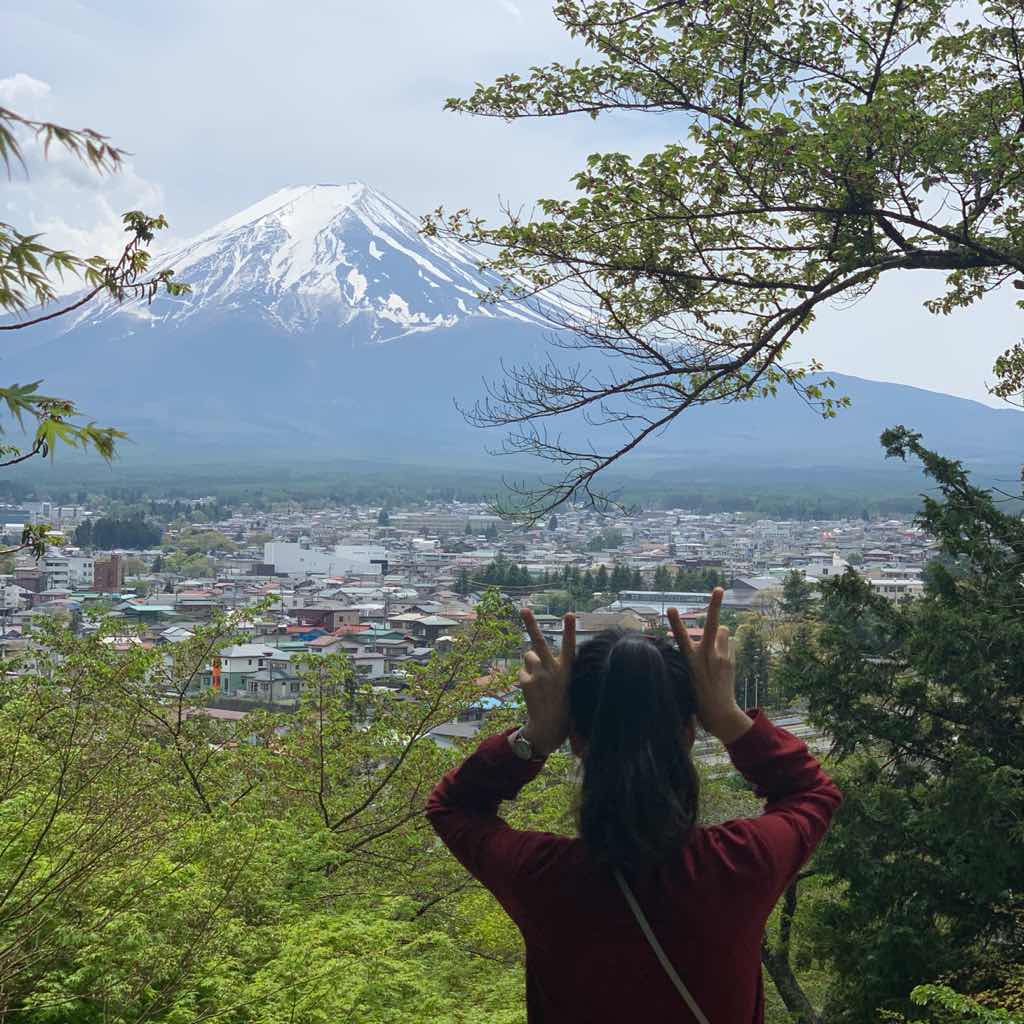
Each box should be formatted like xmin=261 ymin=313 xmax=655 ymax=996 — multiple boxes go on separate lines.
xmin=0 ymin=595 xmax=535 ymax=1022
xmin=74 ymin=514 xmax=162 ymax=550
xmin=781 ymin=569 xmax=815 ymax=616
xmin=0 ymin=105 xmax=186 ymax=559
xmin=426 ymin=0 xmax=1024 ymax=512
xmin=734 ymin=616 xmax=772 ymax=708
xmin=584 ymin=526 xmax=623 ymax=551
xmin=472 ymin=554 xmax=534 ymax=591
xmin=775 ymin=431 xmax=1024 ymax=1022
xmin=909 ymin=983 xmax=1023 ymax=1022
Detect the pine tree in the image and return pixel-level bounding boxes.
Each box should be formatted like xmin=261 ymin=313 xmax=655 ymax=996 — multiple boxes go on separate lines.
xmin=734 ymin=619 xmax=771 ymax=709
xmin=781 ymin=570 xmax=814 ymax=616
xmin=773 ymin=428 xmax=1024 ymax=1020
xmin=610 ymin=565 xmax=629 ymax=593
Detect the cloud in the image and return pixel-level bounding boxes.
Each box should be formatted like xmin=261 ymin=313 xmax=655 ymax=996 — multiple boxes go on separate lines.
xmin=498 ymin=0 xmax=523 ymax=16
xmin=0 ymin=71 xmax=50 ymax=108
xmin=0 ymin=73 xmax=177 ymax=291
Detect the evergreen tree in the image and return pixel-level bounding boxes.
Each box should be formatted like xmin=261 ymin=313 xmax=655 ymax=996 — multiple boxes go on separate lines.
xmin=610 ymin=564 xmax=630 ymax=593
xmin=653 ymin=564 xmax=673 ymax=591
xmin=734 ymin=619 xmax=771 ymax=709
xmin=76 ymin=516 xmax=162 ymax=550
xmin=74 ymin=519 xmax=93 ymax=548
xmin=774 ymin=429 xmax=1024 ymax=1021
xmin=780 ymin=570 xmax=815 ymax=616
xmin=594 ymin=564 xmax=609 ymax=592
xmin=629 ymin=569 xmax=643 ymax=590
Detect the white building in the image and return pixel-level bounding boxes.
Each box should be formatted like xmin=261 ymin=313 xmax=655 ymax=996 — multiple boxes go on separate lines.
xmin=799 ymin=551 xmax=849 ymax=579
xmin=868 ymin=578 xmax=924 ymax=602
xmin=41 ymin=554 xmax=70 ymax=591
xmin=67 ymin=554 xmax=95 ymax=589
xmin=264 ymin=542 xmax=387 ymax=576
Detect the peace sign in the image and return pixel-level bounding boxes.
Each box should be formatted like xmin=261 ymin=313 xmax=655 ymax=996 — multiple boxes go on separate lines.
xmin=517 ymin=609 xmax=576 ymax=758
xmin=667 ymin=589 xmax=751 ymax=744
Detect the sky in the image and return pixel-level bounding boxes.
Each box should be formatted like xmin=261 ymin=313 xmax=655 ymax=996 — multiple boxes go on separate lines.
xmin=2 ymin=0 xmax=1019 ymax=407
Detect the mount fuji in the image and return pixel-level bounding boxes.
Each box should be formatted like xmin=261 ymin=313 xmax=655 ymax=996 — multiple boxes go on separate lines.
xmin=3 ymin=181 xmax=1023 ymax=479
xmin=65 ymin=182 xmax=568 ymax=341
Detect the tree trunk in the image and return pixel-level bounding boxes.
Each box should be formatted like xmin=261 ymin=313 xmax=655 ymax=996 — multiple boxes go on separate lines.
xmin=761 ymin=879 xmax=824 ymax=1024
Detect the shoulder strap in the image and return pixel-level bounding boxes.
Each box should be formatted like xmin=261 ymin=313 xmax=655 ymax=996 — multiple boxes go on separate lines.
xmin=613 ymin=869 xmax=712 ymax=1024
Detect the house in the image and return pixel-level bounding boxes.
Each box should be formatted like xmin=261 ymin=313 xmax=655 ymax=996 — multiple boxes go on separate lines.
xmin=722 ymin=576 xmax=784 ymax=608
xmin=121 ymin=602 xmax=176 ymax=621
xmin=236 ymin=661 xmax=303 ymax=704
xmin=292 ymin=603 xmax=362 ymax=630
xmin=201 ymin=644 xmax=293 ymax=696
xmin=388 ymin=611 xmax=425 ymax=633
xmin=799 ymin=552 xmax=849 ymax=579
xmin=349 ymin=650 xmax=387 ymax=678
xmin=156 ymin=625 xmax=196 ymax=644
xmin=571 ymin=610 xmax=649 ymax=645
xmin=409 ymin=615 xmax=461 ymax=645
xmin=306 ymin=634 xmax=348 ymax=655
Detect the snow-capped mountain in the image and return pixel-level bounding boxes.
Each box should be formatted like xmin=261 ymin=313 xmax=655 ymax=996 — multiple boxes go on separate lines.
xmin=6 ymin=181 xmax=1023 ymax=478
xmin=73 ymin=182 xmax=559 ymax=341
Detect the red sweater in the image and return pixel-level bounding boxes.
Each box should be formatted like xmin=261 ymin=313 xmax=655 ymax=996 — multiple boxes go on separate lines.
xmin=426 ymin=710 xmax=842 ymax=1023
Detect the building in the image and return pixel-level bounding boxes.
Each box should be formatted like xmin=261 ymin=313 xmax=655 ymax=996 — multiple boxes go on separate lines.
xmin=264 ymin=542 xmax=387 ymax=576
xmin=41 ymin=554 xmax=70 ymax=591
xmin=618 ymin=590 xmax=715 ymax=613
xmin=14 ymin=566 xmax=45 ymax=595
xmin=867 ymin=578 xmax=924 ymax=602
xmin=94 ymin=554 xmax=124 ymax=593
xmin=67 ymin=553 xmax=96 ymax=589
xmin=201 ymin=644 xmax=294 ymax=696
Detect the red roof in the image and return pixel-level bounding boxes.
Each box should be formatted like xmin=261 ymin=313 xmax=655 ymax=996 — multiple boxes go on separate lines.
xmin=308 ymin=635 xmax=339 ymax=648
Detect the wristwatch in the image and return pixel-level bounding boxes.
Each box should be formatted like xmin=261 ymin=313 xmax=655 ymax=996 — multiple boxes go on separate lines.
xmin=509 ymin=726 xmax=545 ymax=761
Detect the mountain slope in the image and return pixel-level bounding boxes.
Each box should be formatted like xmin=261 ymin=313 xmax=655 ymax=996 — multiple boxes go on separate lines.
xmin=4 ymin=182 xmax=1021 ymax=479
xmin=65 ymin=182 xmax=565 ymax=341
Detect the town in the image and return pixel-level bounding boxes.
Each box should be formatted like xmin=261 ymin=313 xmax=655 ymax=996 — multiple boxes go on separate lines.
xmin=0 ymin=496 xmax=932 ymax=743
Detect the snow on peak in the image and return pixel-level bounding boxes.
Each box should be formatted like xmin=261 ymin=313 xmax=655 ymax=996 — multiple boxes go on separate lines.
xmin=77 ymin=182 xmax=563 ymax=341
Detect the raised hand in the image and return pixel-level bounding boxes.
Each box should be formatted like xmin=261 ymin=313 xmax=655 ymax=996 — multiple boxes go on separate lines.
xmin=667 ymin=588 xmax=752 ymax=745
xmin=518 ymin=609 xmax=576 ymax=757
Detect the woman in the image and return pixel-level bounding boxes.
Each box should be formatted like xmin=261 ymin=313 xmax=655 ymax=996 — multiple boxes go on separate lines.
xmin=426 ymin=589 xmax=841 ymax=1023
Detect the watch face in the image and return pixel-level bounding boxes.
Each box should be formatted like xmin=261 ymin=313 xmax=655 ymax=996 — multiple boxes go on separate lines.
xmin=512 ymin=732 xmax=534 ymax=759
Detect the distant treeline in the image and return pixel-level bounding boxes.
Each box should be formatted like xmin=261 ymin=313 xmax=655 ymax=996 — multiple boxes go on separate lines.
xmin=0 ymin=461 xmax=948 ymax=518
xmin=74 ymin=516 xmax=163 ymax=550
xmin=457 ymin=557 xmax=725 ymax=596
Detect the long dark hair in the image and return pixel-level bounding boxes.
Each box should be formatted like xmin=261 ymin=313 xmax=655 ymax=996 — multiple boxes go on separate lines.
xmin=569 ymin=628 xmax=700 ymax=875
